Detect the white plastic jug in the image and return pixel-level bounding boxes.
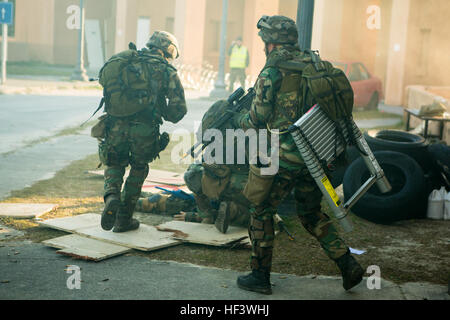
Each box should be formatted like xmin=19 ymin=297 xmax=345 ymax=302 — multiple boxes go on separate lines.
xmin=444 ymin=190 xmax=450 ymax=220
xmin=427 ymin=187 xmax=446 ymax=220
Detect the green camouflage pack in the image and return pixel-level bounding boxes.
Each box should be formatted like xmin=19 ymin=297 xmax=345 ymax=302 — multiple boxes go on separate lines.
xmin=99 ymin=49 xmax=172 ymax=117
xmin=265 ymin=48 xmax=354 ymax=123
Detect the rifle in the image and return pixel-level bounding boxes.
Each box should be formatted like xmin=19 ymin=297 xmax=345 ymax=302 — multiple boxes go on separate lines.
xmin=183 ymin=87 xmax=255 ymax=159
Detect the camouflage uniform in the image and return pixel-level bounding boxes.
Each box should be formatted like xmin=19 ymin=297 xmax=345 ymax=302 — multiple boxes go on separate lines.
xmin=99 ymin=31 xmax=186 ymax=232
xmin=136 ymin=192 xmax=196 ymax=216
xmin=136 ymin=163 xmax=250 ymax=228
xmin=234 ymin=16 xmax=349 ymax=276
xmin=186 ymin=163 xmax=250 ymax=227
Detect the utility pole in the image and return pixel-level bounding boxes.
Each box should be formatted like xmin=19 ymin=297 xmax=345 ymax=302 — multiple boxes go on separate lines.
xmin=71 ymin=0 xmax=88 ymax=81
xmin=1 ymin=0 xmax=11 ymax=85
xmin=297 ymin=0 xmax=315 ymax=50
xmin=209 ymin=0 xmax=229 ymax=98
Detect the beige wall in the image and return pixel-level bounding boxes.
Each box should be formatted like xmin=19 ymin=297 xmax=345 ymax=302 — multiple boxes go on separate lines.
xmin=314 ymin=0 xmax=450 ymax=106
xmin=174 ymin=0 xmax=206 ymax=66
xmin=202 ymin=0 xmax=245 ymax=70
xmin=5 ymin=0 xmax=55 ymax=63
xmin=403 ymin=0 xmax=450 ymax=94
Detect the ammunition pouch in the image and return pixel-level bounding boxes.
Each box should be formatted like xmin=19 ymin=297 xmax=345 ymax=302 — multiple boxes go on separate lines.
xmin=91 ymin=114 xmax=108 ymax=139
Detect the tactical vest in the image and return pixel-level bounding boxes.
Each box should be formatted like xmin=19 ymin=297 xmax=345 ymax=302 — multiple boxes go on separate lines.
xmin=229 ymin=46 xmax=248 ymax=69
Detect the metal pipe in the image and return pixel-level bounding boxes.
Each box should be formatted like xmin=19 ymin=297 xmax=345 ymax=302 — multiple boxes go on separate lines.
xmin=1 ymin=0 xmax=8 ymax=84
xmin=297 ymin=0 xmax=315 ymax=50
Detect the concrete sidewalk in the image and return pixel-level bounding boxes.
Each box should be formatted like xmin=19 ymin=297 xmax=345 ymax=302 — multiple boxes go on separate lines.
xmin=0 ymin=241 xmax=448 ymax=300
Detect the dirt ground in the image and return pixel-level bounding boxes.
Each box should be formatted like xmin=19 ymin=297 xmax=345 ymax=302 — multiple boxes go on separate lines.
xmin=1 ymin=135 xmax=449 ymax=286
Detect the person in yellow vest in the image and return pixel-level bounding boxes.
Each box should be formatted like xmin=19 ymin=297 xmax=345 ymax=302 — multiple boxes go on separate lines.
xmin=228 ymin=36 xmax=249 ymax=92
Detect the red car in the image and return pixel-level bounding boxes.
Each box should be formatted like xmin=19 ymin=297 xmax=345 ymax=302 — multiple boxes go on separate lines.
xmin=332 ymin=62 xmax=383 ymax=109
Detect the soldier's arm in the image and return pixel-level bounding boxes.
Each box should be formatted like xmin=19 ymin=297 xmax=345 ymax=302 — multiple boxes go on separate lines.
xmin=164 ymin=68 xmax=187 ymax=123
xmin=236 ymin=67 xmax=282 ymax=130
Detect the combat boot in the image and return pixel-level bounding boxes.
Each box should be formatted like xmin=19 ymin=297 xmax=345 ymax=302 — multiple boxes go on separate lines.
xmin=101 ymin=194 xmax=120 ymax=231
xmin=113 ymin=205 xmax=140 ymax=233
xmin=335 ymin=250 xmax=364 ymax=290
xmin=237 ymin=270 xmax=272 ymax=295
xmin=215 ymin=202 xmax=230 ymax=233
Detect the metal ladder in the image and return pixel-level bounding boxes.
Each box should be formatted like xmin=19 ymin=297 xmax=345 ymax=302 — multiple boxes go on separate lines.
xmin=289 ymin=105 xmax=392 ymax=232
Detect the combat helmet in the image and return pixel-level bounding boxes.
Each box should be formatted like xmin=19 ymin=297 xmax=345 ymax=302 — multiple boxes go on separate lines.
xmin=146 ymin=31 xmax=180 ymax=59
xmin=257 ymin=15 xmax=298 ymax=45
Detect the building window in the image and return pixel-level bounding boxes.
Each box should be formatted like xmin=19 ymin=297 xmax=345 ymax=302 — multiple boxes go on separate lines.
xmin=0 ymin=0 xmax=15 ymax=37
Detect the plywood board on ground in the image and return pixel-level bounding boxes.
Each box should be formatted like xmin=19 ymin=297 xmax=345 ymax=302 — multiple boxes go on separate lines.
xmin=39 ymin=214 xmax=182 ymax=252
xmin=42 ymin=234 xmax=131 ymax=261
xmin=88 ymin=169 xmax=185 ymax=186
xmin=156 ymin=221 xmax=248 ymax=247
xmin=77 ymin=224 xmax=182 ymax=251
xmin=0 ymin=203 xmax=58 ymax=219
xmin=38 ymin=213 xmax=100 ymax=232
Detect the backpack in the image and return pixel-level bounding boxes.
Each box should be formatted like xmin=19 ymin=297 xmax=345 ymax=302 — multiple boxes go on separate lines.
xmin=98 ymin=46 xmax=167 ymax=117
xmin=274 ymin=50 xmax=354 ymax=122
xmin=271 ymin=50 xmax=357 ymax=178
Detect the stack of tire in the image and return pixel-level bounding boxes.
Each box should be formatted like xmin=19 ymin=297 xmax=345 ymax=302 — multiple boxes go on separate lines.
xmin=342 ymin=130 xmax=449 ymax=224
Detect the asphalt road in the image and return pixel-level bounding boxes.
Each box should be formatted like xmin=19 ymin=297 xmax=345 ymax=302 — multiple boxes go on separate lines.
xmin=0 ymin=94 xmax=211 ymax=200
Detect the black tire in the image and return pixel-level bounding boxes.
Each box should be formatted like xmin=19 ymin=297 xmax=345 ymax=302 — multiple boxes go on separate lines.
xmin=366 ymin=92 xmax=379 ymax=110
xmin=328 ymin=146 xmax=365 ymax=188
xmin=343 ymin=151 xmax=427 ymax=224
xmin=364 ymin=130 xmax=433 ymax=173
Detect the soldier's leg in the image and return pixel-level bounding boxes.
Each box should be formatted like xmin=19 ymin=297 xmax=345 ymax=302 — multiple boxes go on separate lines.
xmin=101 ymin=166 xmax=125 ymax=230
xmin=98 ymin=118 xmax=130 ymax=231
xmin=184 ymin=163 xmax=216 ymax=222
xmin=293 ymin=176 xmax=348 ymax=261
xmin=294 ymin=170 xmax=364 ymax=290
xmin=195 ymin=194 xmax=217 ymax=224
xmin=237 ymin=174 xmax=294 ymax=295
xmin=228 ymin=201 xmax=250 ymax=228
xmin=122 ymin=163 xmax=149 ymax=214
xmin=114 ymin=122 xmax=158 ymax=232
xmin=103 ymin=166 xmax=125 ymax=199
xmin=113 ymin=162 xmax=147 ymax=232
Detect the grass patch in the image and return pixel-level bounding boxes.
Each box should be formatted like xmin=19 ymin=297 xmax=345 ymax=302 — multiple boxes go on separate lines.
xmin=1 ymin=132 xmax=448 ymax=285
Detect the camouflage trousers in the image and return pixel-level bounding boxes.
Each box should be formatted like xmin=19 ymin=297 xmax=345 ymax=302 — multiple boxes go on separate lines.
xmin=174 ymin=163 xmax=251 ymax=226
xmin=136 ymin=192 xmax=250 ymax=227
xmin=99 ymin=116 xmax=161 ymax=214
xmin=248 ymin=166 xmax=349 ymax=273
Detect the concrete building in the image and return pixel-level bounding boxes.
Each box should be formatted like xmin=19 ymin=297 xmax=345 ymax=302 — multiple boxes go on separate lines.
xmin=1 ymin=0 xmax=449 ymax=106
